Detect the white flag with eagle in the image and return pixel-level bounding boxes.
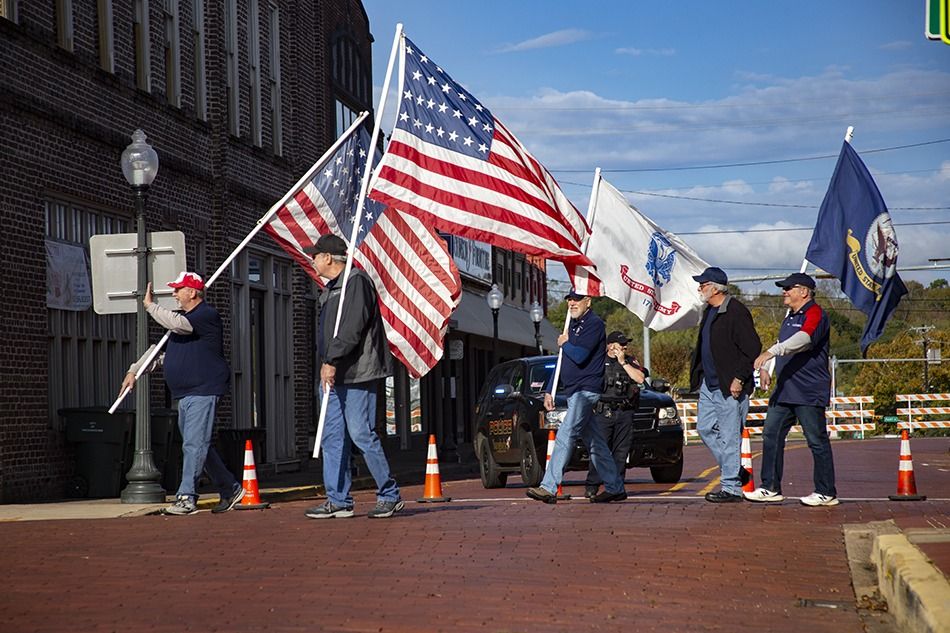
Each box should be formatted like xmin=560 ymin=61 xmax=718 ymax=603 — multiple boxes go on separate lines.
xmin=571 ymin=175 xmax=709 ymax=331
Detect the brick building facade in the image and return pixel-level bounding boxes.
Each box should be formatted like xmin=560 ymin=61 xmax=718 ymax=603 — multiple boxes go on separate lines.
xmin=0 ymin=0 xmax=376 ymax=502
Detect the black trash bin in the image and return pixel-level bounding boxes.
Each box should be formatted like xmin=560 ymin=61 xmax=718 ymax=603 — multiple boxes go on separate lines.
xmin=62 ymin=407 xmax=134 ymax=498
xmin=150 ymin=409 xmax=182 ymax=493
xmin=219 ymin=428 xmax=267 ymax=483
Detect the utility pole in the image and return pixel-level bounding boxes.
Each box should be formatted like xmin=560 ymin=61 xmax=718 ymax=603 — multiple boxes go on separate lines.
xmin=909 ymin=326 xmax=935 ymax=392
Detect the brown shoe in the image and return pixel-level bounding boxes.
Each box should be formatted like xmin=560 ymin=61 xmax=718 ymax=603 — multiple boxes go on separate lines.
xmin=526 ymin=486 xmax=557 ymax=504
xmin=590 ymin=490 xmax=628 ymax=503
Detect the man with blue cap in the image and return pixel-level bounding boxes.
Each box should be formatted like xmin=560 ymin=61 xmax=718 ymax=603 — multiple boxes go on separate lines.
xmin=526 ymin=289 xmax=627 ymax=504
xmin=688 ymin=267 xmax=761 ymax=503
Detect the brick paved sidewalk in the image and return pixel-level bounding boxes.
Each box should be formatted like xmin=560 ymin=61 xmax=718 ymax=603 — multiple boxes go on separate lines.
xmin=1 ymin=437 xmax=946 ymax=632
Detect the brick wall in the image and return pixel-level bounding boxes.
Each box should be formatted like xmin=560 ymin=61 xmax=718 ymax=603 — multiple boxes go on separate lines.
xmin=0 ymin=0 xmax=375 ymax=502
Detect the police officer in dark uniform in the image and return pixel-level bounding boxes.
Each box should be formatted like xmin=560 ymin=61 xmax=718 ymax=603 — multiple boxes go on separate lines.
xmin=585 ymin=331 xmax=648 ymax=498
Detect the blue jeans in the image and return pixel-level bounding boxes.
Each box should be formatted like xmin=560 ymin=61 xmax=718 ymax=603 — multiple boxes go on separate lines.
xmin=176 ymin=395 xmax=239 ymax=501
xmin=759 ymin=403 xmax=836 ymax=497
xmin=697 ymin=381 xmax=749 ymax=495
xmin=540 ymin=390 xmax=624 ymax=495
xmin=321 ymin=381 xmax=399 ymax=507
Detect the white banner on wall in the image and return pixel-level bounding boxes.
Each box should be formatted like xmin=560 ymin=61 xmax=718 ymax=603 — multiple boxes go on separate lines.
xmin=46 ymin=239 xmax=92 ymax=311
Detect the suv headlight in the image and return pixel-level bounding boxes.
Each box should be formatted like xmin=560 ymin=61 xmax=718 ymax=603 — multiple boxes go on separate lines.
xmin=657 ymin=406 xmax=680 ymax=426
xmin=543 ymin=409 xmax=567 ymax=429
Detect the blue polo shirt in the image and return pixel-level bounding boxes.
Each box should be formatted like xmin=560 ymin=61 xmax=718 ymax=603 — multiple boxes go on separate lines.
xmin=163 ymin=301 xmax=230 ymax=399
xmin=550 ymin=308 xmax=606 ymax=397
xmin=771 ymin=300 xmax=831 ymax=407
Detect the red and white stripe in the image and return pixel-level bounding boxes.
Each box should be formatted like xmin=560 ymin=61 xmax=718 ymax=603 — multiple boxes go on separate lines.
xmin=826 ymin=409 xmax=875 ymax=418
xmin=831 ymin=396 xmax=875 ymax=404
xmin=896 ymin=393 xmax=950 ymax=402
xmin=898 ymin=420 xmax=950 ymax=429
xmin=897 ymin=407 xmax=950 ymax=415
xmin=266 ymin=180 xmax=460 ymax=379
xmin=372 ymin=126 xmax=592 ymax=266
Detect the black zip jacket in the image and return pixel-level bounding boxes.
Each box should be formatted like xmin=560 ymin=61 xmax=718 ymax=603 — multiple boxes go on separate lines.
xmin=689 ymin=295 xmax=761 ymax=398
xmin=318 ymin=268 xmax=392 ymax=384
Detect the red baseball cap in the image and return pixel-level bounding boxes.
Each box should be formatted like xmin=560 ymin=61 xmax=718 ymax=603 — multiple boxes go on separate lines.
xmin=167 ymin=271 xmax=205 ymax=290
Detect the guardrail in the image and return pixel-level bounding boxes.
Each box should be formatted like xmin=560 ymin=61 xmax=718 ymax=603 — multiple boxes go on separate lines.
xmin=895 ymin=393 xmax=950 ymax=431
xmin=677 ymin=396 xmax=875 ymax=442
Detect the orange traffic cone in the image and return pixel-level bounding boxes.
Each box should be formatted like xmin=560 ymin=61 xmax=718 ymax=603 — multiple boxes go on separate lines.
xmin=888 ymin=430 xmax=926 ymax=501
xmin=235 ymin=439 xmax=270 ymax=510
xmin=545 ymin=430 xmax=571 ymax=500
xmin=417 ymin=435 xmax=451 ymax=502
xmin=740 ymin=428 xmax=755 ymax=493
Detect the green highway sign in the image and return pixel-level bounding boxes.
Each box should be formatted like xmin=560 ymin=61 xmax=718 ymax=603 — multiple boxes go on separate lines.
xmin=883 ymin=416 xmax=900 ymax=423
xmin=926 ymin=0 xmax=950 ymax=44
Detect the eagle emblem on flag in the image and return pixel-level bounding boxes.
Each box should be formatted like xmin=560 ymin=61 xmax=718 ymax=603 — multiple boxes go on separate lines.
xmin=645 ymin=231 xmax=676 ymax=288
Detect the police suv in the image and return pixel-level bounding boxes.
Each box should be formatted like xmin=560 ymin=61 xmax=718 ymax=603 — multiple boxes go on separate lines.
xmin=473 ymin=355 xmax=684 ymax=488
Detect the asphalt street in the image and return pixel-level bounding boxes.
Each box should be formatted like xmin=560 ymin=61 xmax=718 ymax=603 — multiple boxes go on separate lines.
xmin=2 ymin=437 xmax=947 ymax=632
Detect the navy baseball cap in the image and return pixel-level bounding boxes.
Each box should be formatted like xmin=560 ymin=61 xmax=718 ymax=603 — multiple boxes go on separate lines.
xmin=565 ymin=288 xmax=587 ymax=300
xmin=692 ymin=266 xmax=728 ymax=286
xmin=775 ymin=272 xmax=816 ymax=290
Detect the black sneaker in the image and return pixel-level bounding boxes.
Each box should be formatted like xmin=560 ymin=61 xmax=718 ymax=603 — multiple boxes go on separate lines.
xmin=584 ymin=486 xmax=599 ymax=499
xmin=212 ymin=486 xmax=246 ymax=514
xmin=526 ymin=486 xmax=557 ymax=504
xmin=590 ymin=490 xmax=628 ymax=503
xmin=705 ymin=490 xmax=744 ymax=503
xmin=367 ymin=499 xmax=405 ymax=519
xmin=305 ymin=501 xmax=355 ymax=519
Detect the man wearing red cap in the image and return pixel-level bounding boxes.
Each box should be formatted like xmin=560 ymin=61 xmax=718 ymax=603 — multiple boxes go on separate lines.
xmin=120 ymin=271 xmax=243 ymax=515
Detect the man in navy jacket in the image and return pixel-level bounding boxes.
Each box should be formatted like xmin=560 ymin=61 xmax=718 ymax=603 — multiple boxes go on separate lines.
xmin=527 ymin=290 xmax=627 ymax=504
xmin=121 ymin=272 xmax=243 ymax=516
xmin=748 ymin=273 xmax=837 ymax=507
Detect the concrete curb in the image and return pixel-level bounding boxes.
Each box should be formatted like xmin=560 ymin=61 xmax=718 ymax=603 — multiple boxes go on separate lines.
xmin=873 ymin=531 xmax=950 ymax=633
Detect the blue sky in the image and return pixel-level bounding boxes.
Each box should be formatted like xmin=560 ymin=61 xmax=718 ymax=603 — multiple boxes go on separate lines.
xmin=362 ymin=1 xmax=950 ymax=290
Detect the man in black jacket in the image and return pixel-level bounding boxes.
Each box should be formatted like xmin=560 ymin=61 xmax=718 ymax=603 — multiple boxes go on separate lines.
xmin=689 ymin=267 xmax=761 ymax=503
xmin=303 ymin=234 xmax=402 ymax=519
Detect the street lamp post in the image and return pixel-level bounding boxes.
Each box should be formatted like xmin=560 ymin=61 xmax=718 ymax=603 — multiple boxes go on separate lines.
xmin=486 ymin=284 xmax=503 ymax=367
xmin=120 ymin=129 xmax=165 ymax=504
xmin=529 ymin=301 xmax=543 ymax=355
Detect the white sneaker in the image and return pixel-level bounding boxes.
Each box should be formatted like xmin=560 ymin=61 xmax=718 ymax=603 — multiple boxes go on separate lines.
xmin=800 ymin=492 xmax=839 ymax=507
xmin=743 ymin=487 xmax=784 ymax=502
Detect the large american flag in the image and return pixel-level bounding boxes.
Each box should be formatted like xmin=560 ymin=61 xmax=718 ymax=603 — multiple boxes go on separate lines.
xmin=368 ymin=36 xmax=592 ymax=267
xmin=264 ymin=124 xmax=461 ymax=378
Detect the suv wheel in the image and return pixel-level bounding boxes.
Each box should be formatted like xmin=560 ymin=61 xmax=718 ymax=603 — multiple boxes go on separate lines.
xmin=650 ymin=457 xmax=684 ymax=484
xmin=519 ymin=432 xmax=543 ymax=487
xmin=478 ymin=436 xmax=508 ymax=489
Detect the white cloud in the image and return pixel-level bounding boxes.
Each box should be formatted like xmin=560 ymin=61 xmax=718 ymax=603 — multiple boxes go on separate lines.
xmin=615 ymin=47 xmax=676 ymax=57
xmin=880 ymin=40 xmax=913 ymax=51
xmin=495 ymin=29 xmax=593 ymax=53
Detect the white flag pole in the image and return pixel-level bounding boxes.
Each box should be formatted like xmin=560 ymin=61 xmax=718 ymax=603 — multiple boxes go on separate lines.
xmin=110 ymin=113 xmax=372 ymax=415
xmin=312 ymin=23 xmax=403 ymax=458
xmin=549 ymin=167 xmax=602 ymax=402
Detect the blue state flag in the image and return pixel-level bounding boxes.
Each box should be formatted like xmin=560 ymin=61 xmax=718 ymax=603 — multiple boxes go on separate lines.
xmin=805 ymin=141 xmax=907 ymax=356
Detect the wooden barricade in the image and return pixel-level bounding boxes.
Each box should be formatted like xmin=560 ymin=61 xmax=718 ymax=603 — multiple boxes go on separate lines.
xmin=895 ymin=393 xmax=950 ymax=431
xmin=677 ymin=395 xmax=875 ymax=441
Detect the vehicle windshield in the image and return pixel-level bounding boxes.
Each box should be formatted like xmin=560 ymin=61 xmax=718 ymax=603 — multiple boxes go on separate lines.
xmin=526 ymin=362 xmax=556 ymax=395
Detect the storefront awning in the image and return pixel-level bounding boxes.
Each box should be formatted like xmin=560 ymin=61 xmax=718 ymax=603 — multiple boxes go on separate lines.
xmin=450 ymin=290 xmax=558 ymax=349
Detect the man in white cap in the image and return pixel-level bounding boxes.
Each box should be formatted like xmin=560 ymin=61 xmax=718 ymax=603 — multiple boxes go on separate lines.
xmin=120 ymin=272 xmax=243 ymax=515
